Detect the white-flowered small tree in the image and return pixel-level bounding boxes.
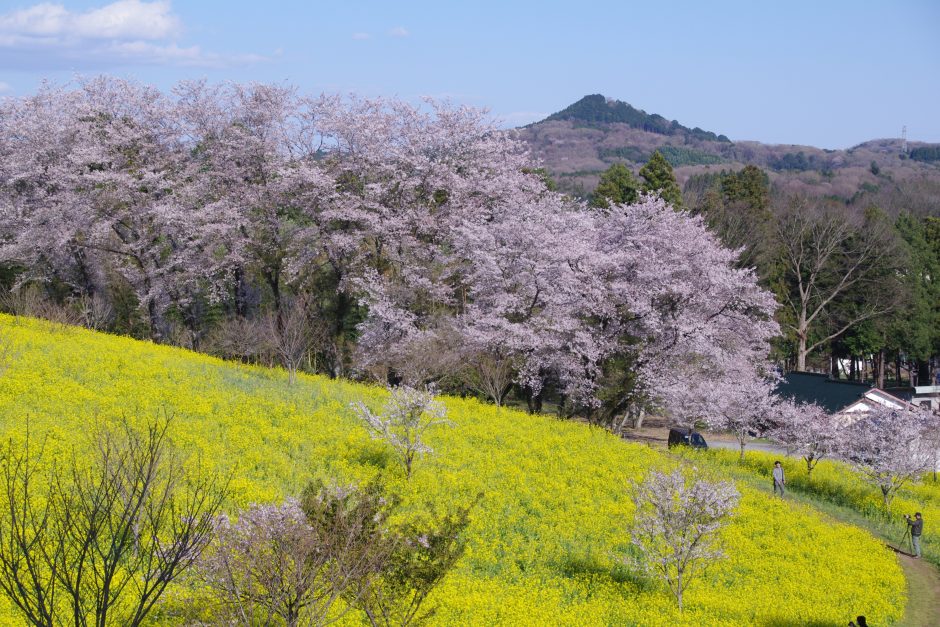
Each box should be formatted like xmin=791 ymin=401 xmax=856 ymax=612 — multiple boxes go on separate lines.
xmin=839 ymin=405 xmax=936 ymax=507
xmin=352 ymin=386 xmax=450 ymax=478
xmin=628 ymin=468 xmax=740 ymax=611
xmin=771 ymin=402 xmax=841 ymax=479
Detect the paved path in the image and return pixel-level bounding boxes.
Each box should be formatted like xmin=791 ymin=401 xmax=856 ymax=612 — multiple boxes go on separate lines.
xmin=705 ymin=436 xmax=788 ymax=457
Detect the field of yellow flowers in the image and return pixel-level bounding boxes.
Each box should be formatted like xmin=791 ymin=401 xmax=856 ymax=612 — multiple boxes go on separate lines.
xmin=705 ymin=447 xmax=940 ymax=568
xmin=0 ymin=316 xmax=906 ymax=625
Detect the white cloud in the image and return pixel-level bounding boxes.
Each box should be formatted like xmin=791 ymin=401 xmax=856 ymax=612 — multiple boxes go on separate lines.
xmin=388 ymin=26 xmax=409 ymax=38
xmin=0 ymin=1 xmax=261 ymax=69
xmin=351 ymin=32 xmax=370 ymax=40
xmin=0 ymin=1 xmax=180 ymax=42
xmin=0 ymin=82 xmax=12 ymax=94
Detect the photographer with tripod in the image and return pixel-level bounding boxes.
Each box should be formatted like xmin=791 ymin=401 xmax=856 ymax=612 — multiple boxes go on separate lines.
xmin=904 ymin=512 xmax=924 ymax=558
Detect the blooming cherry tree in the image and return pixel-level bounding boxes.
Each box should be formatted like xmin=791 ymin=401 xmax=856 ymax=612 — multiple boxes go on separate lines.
xmin=628 ymin=468 xmax=740 ymax=611
xmin=771 ymin=402 xmax=841 ymax=478
xmin=839 ymin=405 xmax=936 ymax=507
xmin=352 ymin=386 xmax=451 ymax=478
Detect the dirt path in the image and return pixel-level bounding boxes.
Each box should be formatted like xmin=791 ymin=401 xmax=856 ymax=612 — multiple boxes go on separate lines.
xmin=895 ymin=552 xmax=940 ymax=627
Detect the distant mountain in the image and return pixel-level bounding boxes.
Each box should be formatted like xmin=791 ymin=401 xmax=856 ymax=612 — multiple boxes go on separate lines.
xmin=543 ymin=94 xmax=731 ymax=144
xmin=516 ymin=94 xmax=940 ymax=213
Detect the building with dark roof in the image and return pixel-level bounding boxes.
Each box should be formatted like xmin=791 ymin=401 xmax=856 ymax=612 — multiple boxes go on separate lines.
xmin=778 ymin=372 xmax=914 ymax=415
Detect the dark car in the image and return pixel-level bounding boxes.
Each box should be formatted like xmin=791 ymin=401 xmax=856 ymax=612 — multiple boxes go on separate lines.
xmin=667 ymin=427 xmax=708 ymax=449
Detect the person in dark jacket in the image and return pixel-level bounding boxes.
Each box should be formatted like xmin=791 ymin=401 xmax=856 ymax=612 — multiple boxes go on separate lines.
xmin=849 ymin=616 xmax=867 ymax=627
xmin=905 ymin=512 xmax=924 ymax=558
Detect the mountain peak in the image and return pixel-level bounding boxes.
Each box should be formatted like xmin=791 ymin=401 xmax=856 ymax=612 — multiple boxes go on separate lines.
xmin=542 ymin=94 xmax=731 ymax=143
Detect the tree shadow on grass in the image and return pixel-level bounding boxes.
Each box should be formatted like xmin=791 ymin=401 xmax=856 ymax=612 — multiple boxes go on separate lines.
xmin=553 ymin=551 xmax=655 ymax=592
xmin=349 ymin=444 xmax=392 ymax=471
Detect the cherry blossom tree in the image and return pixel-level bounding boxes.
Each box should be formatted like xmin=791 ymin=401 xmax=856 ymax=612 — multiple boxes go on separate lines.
xmin=0 ymin=79 xmax=783 ymax=421
xmin=0 ymin=78 xmax=210 ymax=340
xmin=201 ymin=484 xmax=392 ymax=627
xmin=581 ymin=196 xmax=780 ymax=425
xmin=352 ymin=386 xmax=451 ymax=478
xmin=704 ymin=374 xmax=781 ymax=460
xmin=771 ymin=402 xmax=841 ymax=478
xmin=839 ymin=405 xmax=936 ymax=507
xmin=628 ymin=468 xmax=740 ymax=612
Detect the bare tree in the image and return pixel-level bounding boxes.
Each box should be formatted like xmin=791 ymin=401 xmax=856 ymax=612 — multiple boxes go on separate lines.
xmin=268 ymin=295 xmax=325 ymax=384
xmin=627 ymin=469 xmax=739 ymax=612
xmin=774 ymin=200 xmax=899 ymax=370
xmin=460 ymin=348 xmax=518 ymax=408
xmin=204 ymin=316 xmax=276 ymax=366
xmin=0 ymin=332 xmax=11 ymax=378
xmin=200 ymin=482 xmax=392 ymax=626
xmin=0 ymin=417 xmax=229 ymax=627
xmin=351 ymin=387 xmax=451 ymax=479
xmin=75 ymin=292 xmax=114 ymax=331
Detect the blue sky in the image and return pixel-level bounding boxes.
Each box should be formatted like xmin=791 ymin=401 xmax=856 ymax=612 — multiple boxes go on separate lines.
xmin=0 ymin=0 xmax=938 ymax=148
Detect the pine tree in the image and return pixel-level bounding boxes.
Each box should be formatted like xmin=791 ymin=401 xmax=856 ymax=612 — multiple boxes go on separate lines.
xmin=640 ymin=151 xmax=683 ymax=209
xmin=591 ymin=162 xmax=639 ymax=208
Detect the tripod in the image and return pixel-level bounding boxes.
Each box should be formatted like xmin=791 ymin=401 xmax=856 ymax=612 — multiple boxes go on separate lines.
xmin=897 ymin=522 xmax=913 ymax=556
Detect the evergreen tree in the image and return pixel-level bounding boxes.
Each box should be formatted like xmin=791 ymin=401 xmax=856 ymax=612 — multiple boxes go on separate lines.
xmin=591 ymin=162 xmax=639 ymax=208
xmin=640 ymin=150 xmax=683 ymax=209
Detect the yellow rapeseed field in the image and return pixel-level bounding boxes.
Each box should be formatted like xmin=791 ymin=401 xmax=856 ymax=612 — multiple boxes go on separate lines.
xmin=0 ymin=316 xmax=906 ymax=625
xmin=709 ymin=447 xmax=940 ymax=567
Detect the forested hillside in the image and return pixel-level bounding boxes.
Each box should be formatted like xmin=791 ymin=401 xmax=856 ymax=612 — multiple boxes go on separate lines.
xmin=519 ymin=94 xmax=940 ymax=216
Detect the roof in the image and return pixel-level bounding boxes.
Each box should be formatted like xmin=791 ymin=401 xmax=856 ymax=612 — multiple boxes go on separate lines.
xmin=777 ymin=372 xmax=871 ymax=414
xmin=842 ymin=389 xmax=915 ymax=414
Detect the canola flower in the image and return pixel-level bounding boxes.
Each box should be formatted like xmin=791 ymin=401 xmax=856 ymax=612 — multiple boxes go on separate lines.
xmin=705 ymin=447 xmax=940 ymax=568
xmin=0 ymin=316 xmax=906 ymax=625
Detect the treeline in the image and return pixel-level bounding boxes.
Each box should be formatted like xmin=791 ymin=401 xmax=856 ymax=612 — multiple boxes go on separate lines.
xmin=910 ymin=145 xmax=940 ymax=163
xmin=683 ymin=165 xmax=940 ymax=386
xmin=0 ymin=78 xmax=779 ymax=429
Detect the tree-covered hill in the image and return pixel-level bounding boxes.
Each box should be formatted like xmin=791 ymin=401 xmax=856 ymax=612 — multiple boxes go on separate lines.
xmin=543 ymin=94 xmax=731 ymax=143
xmin=519 ymin=95 xmax=940 ymax=212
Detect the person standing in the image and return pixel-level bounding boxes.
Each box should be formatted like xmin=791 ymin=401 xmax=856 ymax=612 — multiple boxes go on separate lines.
xmin=906 ymin=512 xmax=924 ymax=558
xmin=772 ymin=461 xmax=786 ymax=497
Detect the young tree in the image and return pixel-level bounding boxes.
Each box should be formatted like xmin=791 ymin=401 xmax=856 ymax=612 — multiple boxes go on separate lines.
xmin=200 ymin=483 xmax=391 ymax=627
xmin=353 ymin=503 xmax=474 ymax=627
xmin=839 ymin=405 xmax=936 ymax=507
xmin=267 ymin=294 xmax=325 ymax=384
xmin=639 ymin=151 xmax=682 ymax=209
xmin=628 ymin=469 xmax=739 ymax=611
xmin=705 ymin=374 xmax=780 ymax=461
xmin=771 ymin=402 xmax=841 ymax=479
xmin=352 ymin=387 xmax=451 ymax=478
xmin=0 ymin=418 xmax=229 ymax=627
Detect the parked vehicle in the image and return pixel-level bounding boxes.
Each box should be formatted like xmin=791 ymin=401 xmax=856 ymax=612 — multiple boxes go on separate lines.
xmin=667 ymin=427 xmax=708 ymax=449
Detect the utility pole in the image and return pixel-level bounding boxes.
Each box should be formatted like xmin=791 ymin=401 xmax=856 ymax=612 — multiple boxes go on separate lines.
xmin=901 ymin=125 xmax=908 ymax=155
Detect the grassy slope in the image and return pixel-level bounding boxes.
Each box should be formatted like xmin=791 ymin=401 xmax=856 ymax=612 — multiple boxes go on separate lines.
xmin=0 ymin=316 xmax=906 ymax=625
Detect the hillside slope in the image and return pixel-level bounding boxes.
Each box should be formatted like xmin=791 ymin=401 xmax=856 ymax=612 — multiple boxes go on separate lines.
xmin=0 ymin=316 xmax=906 ymax=625
xmin=518 ymin=95 xmax=940 ymax=209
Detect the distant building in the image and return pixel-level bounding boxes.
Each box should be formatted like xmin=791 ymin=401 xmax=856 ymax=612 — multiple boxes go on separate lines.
xmin=777 ymin=372 xmax=917 ymax=417
xmin=911 ymin=385 xmax=940 ymax=412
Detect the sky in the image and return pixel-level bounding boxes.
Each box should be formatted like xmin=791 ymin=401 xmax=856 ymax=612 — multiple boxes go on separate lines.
xmin=0 ymin=0 xmax=938 ymax=148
